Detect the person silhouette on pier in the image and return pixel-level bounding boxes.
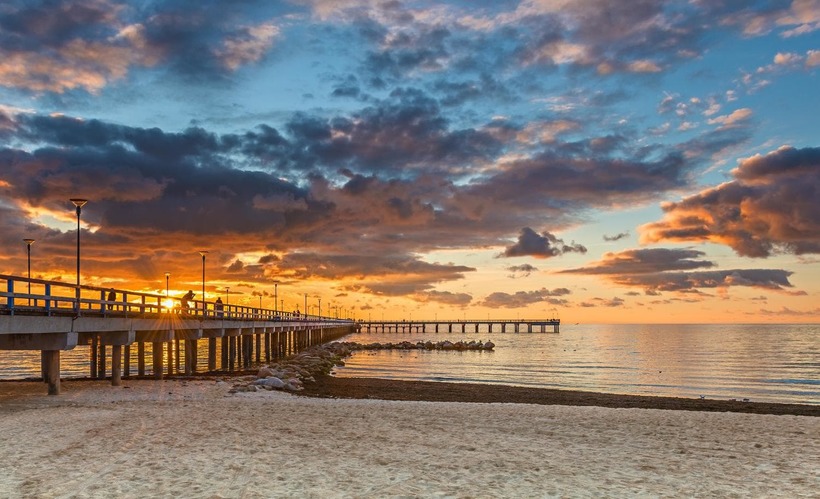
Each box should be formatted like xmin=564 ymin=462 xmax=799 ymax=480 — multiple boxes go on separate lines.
xmin=215 ymin=297 xmax=224 ymax=318
xmin=107 ymin=289 xmax=116 ymax=311
xmin=181 ymin=290 xmax=195 ymax=314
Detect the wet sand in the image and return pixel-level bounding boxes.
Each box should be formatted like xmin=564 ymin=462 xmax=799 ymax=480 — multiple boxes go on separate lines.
xmin=299 ymin=375 xmax=820 ymax=416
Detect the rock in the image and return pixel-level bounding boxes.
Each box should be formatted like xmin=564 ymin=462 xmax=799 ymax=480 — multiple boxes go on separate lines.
xmin=253 ymin=377 xmax=286 ymax=389
xmin=257 ymin=366 xmax=274 ymax=378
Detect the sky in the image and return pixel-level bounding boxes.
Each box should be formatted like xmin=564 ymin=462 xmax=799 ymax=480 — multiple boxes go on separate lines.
xmin=0 ymin=0 xmax=818 ymax=323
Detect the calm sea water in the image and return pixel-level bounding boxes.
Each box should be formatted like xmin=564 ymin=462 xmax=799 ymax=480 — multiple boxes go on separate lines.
xmin=1 ymin=324 xmax=818 ymax=405
xmin=335 ymin=323 xmax=820 ymax=405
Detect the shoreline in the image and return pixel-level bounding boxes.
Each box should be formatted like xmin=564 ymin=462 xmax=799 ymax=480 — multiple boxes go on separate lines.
xmin=5 ymin=374 xmax=816 ymax=416
xmin=298 ymin=375 xmax=820 ymax=416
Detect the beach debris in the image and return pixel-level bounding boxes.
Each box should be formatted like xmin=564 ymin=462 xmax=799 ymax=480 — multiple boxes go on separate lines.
xmin=230 ymin=340 xmax=495 ymax=394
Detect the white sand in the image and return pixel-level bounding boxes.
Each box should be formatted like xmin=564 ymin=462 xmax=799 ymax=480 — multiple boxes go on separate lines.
xmin=0 ymin=380 xmax=817 ymax=498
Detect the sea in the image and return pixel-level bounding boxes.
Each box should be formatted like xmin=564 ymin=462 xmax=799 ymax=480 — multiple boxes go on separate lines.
xmin=1 ymin=323 xmax=818 ymax=405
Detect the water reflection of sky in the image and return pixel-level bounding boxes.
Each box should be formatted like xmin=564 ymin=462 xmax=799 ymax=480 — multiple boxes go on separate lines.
xmin=335 ymin=324 xmax=820 ymax=405
xmin=1 ymin=324 xmax=817 ymax=404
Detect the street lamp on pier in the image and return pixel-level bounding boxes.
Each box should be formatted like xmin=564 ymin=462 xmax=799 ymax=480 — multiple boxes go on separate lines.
xmin=69 ymin=198 xmax=88 ymax=313
xmin=198 ymin=251 xmax=208 ymax=316
xmin=304 ymin=293 xmax=307 ymax=319
xmin=23 ymin=239 xmax=34 ymax=305
xmin=273 ymin=281 xmax=279 ymax=316
xmin=165 ymin=272 xmax=170 ymax=310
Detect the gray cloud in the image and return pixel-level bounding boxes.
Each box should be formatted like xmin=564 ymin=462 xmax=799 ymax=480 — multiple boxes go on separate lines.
xmin=561 ymin=247 xmax=796 ymax=293
xmin=603 ymin=232 xmax=630 ymax=242
xmin=506 ymin=263 xmax=538 ymax=278
xmin=501 ymin=228 xmax=587 ymax=259
xmin=480 ymin=288 xmax=571 ymax=309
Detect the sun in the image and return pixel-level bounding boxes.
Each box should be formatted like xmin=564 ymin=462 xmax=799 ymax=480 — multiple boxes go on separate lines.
xmin=162 ymin=299 xmax=176 ymax=311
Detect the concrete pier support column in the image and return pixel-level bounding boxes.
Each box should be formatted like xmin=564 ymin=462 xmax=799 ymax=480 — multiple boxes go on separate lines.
xmin=97 ymin=341 xmax=106 ymax=379
xmin=208 ymin=337 xmax=217 ymax=372
xmin=44 ymin=350 xmax=60 ymax=395
xmin=186 ymin=339 xmax=197 ymax=374
xmin=175 ymin=339 xmax=182 ymax=373
xmin=152 ymin=342 xmax=164 ymax=379
xmin=138 ymin=342 xmax=145 ymax=376
xmin=90 ymin=336 xmax=98 ymax=378
xmin=229 ymin=337 xmax=236 ymax=371
xmin=244 ymin=336 xmax=252 ymax=368
xmin=167 ymin=339 xmax=175 ymax=375
xmin=111 ymin=345 xmax=122 ymax=386
xmin=255 ymin=333 xmax=262 ymax=363
xmin=221 ymin=336 xmax=229 ymax=370
xmin=124 ymin=345 xmax=131 ymax=377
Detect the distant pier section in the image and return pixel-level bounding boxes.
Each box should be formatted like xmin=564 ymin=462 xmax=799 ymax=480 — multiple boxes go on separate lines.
xmin=359 ymin=319 xmax=560 ymax=334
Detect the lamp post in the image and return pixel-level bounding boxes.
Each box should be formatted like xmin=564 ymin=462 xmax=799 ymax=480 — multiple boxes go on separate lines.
xmin=23 ymin=239 xmax=34 ymax=305
xmin=304 ymin=293 xmax=307 ymax=319
xmin=165 ymin=272 xmax=170 ymax=309
xmin=198 ymin=251 xmax=208 ymax=316
xmin=317 ymin=296 xmax=321 ymax=319
xmin=69 ymin=198 xmax=87 ymax=312
xmin=273 ymin=281 xmax=279 ymax=316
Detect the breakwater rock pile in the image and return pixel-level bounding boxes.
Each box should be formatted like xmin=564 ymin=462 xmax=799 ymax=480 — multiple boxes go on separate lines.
xmin=228 ymin=339 xmax=494 ymax=394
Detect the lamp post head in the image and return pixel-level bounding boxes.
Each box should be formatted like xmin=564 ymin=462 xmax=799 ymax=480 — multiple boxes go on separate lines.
xmin=198 ymin=250 xmax=209 ymax=257
xmin=70 ymin=198 xmax=88 ymax=215
xmin=23 ymin=238 xmax=35 ymax=246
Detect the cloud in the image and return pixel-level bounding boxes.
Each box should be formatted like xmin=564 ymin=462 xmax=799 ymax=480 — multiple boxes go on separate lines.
xmin=413 ymin=290 xmax=472 ymax=306
xmin=507 ymin=263 xmax=538 ymax=278
xmin=579 ymin=297 xmax=624 ymax=308
xmin=216 ymin=22 xmax=280 ymax=71
xmin=603 ymin=232 xmax=630 ymax=242
xmin=479 ymin=288 xmax=571 ymax=309
xmin=612 ymin=269 xmax=795 ymax=292
xmin=501 ymin=228 xmax=587 ymax=259
xmin=0 ymin=0 xmax=158 ymax=93
xmin=560 ymin=247 xmax=796 ymax=293
xmin=560 ymin=248 xmax=714 ymax=275
xmin=0 ymin=0 xmax=289 ymax=94
xmin=706 ymin=108 xmax=753 ymax=129
xmin=758 ymin=306 xmax=820 ymax=317
xmin=640 ymin=146 xmax=820 ymax=257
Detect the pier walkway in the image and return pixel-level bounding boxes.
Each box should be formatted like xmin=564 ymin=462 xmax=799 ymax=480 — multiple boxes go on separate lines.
xmin=359 ymin=319 xmax=560 ymax=334
xmin=0 ymin=274 xmax=355 ymax=395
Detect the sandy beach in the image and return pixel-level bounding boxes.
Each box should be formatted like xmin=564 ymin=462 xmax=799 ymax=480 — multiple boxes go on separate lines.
xmin=1 ymin=379 xmax=818 ymax=498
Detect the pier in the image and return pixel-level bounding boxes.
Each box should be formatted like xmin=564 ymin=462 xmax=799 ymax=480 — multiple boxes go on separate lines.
xmin=358 ymin=319 xmax=560 ymax=334
xmin=0 ymin=274 xmax=355 ymax=395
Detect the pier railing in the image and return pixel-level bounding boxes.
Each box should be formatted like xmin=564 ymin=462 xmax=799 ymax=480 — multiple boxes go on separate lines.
xmin=0 ymin=274 xmax=340 ymax=323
